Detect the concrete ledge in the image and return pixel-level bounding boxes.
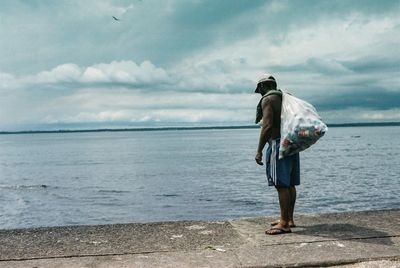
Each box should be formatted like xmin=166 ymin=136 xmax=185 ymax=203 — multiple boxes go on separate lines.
xmin=0 ymin=209 xmax=399 ymax=267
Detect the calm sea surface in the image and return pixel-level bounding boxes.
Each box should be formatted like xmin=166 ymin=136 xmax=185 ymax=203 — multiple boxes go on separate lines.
xmin=0 ymin=126 xmax=399 ymax=229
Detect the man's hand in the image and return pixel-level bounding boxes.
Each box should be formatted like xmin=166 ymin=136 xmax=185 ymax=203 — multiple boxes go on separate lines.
xmin=255 ymin=152 xmax=263 ymax=165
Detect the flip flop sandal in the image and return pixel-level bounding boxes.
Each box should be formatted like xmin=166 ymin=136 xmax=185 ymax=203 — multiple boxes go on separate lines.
xmin=265 ymin=227 xmax=292 ymax=235
xmin=270 ymin=221 xmax=297 ymax=228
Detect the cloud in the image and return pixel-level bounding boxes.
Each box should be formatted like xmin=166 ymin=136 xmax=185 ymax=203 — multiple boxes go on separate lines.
xmin=0 ymin=86 xmax=258 ymax=128
xmin=1 ymin=59 xmax=254 ymax=94
xmin=35 ymin=64 xmax=82 ymax=83
xmin=312 ymin=87 xmax=400 ymax=111
xmin=79 ymin=61 xmax=170 ymax=85
xmin=1 ymin=61 xmax=172 ymax=90
xmin=1 ymin=0 xmax=400 ymax=130
xmin=43 ymin=108 xmax=252 ymax=125
xmin=0 ymin=72 xmax=15 ymax=90
xmin=46 ymin=89 xmax=256 ymax=110
xmin=320 ymin=108 xmax=400 ymax=124
xmin=305 ymin=58 xmax=352 ymax=74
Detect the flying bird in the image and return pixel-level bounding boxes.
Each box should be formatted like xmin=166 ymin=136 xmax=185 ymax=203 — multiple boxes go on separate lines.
xmin=112 ymin=16 xmax=121 ymax=21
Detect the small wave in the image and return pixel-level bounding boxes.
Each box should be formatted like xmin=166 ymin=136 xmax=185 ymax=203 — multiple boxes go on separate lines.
xmin=0 ymin=184 xmax=51 ymax=190
xmin=98 ymin=190 xmax=131 ymax=193
xmin=155 ymin=194 xmax=180 ymax=197
xmin=199 ymin=198 xmax=213 ymax=202
xmin=227 ymin=199 xmax=261 ymax=206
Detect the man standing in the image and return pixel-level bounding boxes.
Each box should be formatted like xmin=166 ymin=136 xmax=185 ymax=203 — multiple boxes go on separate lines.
xmin=254 ymin=74 xmax=300 ymax=235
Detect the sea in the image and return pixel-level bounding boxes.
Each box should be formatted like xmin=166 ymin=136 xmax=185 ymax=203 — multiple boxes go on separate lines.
xmin=0 ymin=126 xmax=399 ymax=229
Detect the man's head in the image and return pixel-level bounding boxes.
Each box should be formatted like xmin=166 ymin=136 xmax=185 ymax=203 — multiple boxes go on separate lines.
xmin=254 ymin=74 xmax=277 ymax=95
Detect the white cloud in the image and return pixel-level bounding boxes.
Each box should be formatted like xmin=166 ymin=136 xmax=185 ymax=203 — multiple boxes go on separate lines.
xmin=0 ymin=59 xmax=250 ymax=93
xmin=359 ymin=109 xmax=400 ymax=121
xmin=39 ymin=89 xmax=258 ymax=123
xmin=0 ymin=82 xmax=259 ymax=128
xmin=81 ymin=61 xmax=170 ymax=84
xmin=35 ymin=64 xmax=82 ymax=83
xmin=47 ymin=89 xmax=257 ymax=110
xmin=320 ymin=108 xmax=400 ymax=124
xmin=273 ymin=12 xmax=399 ymax=64
xmin=47 ymin=109 xmax=252 ymax=124
xmin=0 ymin=72 xmax=16 ymax=90
xmin=0 ymin=61 xmax=171 ymax=90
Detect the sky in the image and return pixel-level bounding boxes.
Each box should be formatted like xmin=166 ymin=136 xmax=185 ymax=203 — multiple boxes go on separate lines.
xmin=0 ymin=0 xmax=399 ymax=131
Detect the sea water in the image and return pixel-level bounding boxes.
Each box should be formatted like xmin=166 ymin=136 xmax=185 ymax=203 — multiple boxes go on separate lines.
xmin=0 ymin=126 xmax=399 ymax=229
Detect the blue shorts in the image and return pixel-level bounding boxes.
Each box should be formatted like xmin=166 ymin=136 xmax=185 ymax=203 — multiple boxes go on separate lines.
xmin=266 ymin=139 xmax=300 ymax=187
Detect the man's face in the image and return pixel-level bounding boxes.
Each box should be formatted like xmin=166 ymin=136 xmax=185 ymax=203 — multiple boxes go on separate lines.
xmin=258 ymin=85 xmax=267 ymax=96
xmin=258 ymin=81 xmax=275 ymax=95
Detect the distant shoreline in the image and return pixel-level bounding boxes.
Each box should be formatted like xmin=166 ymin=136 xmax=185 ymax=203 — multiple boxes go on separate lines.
xmin=1 ymin=122 xmax=399 ymax=135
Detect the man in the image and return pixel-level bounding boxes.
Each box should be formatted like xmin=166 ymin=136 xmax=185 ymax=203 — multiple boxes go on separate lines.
xmin=254 ymin=74 xmax=300 ymax=235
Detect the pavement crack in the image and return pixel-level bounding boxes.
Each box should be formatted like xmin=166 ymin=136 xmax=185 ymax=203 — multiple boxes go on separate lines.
xmin=0 ymin=249 xmax=181 ymax=262
xmin=259 ymin=234 xmax=400 ymax=247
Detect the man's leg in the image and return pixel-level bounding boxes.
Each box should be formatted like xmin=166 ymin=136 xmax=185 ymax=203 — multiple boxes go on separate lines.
xmin=288 ymin=186 xmax=296 ymax=225
xmin=277 ymin=186 xmax=291 ymax=228
xmin=288 ymin=152 xmax=300 ymax=226
xmin=270 ymin=186 xmax=297 ymax=227
xmin=266 ymin=186 xmax=291 ymax=234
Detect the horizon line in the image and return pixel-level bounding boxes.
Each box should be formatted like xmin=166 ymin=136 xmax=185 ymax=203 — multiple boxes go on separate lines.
xmin=1 ymin=122 xmax=400 ymax=135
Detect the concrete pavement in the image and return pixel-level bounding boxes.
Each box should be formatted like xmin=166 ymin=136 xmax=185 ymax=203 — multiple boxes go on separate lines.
xmin=0 ymin=209 xmax=399 ymax=267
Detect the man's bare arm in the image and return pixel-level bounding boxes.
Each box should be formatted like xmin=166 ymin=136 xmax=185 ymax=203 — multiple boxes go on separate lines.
xmin=255 ymin=97 xmax=274 ymax=165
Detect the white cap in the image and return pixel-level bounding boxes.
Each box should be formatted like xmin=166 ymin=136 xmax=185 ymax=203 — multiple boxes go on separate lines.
xmin=255 ymin=73 xmax=276 ymax=93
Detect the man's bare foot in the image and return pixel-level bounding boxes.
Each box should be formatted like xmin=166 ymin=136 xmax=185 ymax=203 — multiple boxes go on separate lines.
xmin=270 ymin=220 xmax=296 ymax=228
xmin=265 ymin=224 xmax=292 ymax=235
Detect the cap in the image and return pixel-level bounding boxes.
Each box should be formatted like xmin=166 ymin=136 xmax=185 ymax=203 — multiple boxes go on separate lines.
xmin=254 ymin=74 xmax=276 ymax=93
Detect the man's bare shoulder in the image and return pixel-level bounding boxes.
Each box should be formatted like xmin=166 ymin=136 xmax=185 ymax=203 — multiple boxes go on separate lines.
xmin=261 ymin=95 xmax=280 ymax=107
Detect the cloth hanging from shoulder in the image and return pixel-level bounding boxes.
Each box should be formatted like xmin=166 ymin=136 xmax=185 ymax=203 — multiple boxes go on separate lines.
xmin=255 ymin=89 xmax=282 ymax=124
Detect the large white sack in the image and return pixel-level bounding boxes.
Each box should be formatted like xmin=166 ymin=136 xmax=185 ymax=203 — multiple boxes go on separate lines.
xmin=279 ymin=91 xmax=328 ymax=159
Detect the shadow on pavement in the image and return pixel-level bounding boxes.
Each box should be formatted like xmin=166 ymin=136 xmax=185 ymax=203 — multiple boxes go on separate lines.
xmin=294 ymin=223 xmax=394 ymax=246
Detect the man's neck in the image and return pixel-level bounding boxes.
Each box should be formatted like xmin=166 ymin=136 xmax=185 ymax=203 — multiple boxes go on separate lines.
xmin=261 ymin=88 xmax=277 ymax=96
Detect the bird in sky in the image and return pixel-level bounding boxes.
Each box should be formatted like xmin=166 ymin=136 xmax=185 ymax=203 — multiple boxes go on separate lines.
xmin=112 ymin=16 xmax=121 ymax=21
